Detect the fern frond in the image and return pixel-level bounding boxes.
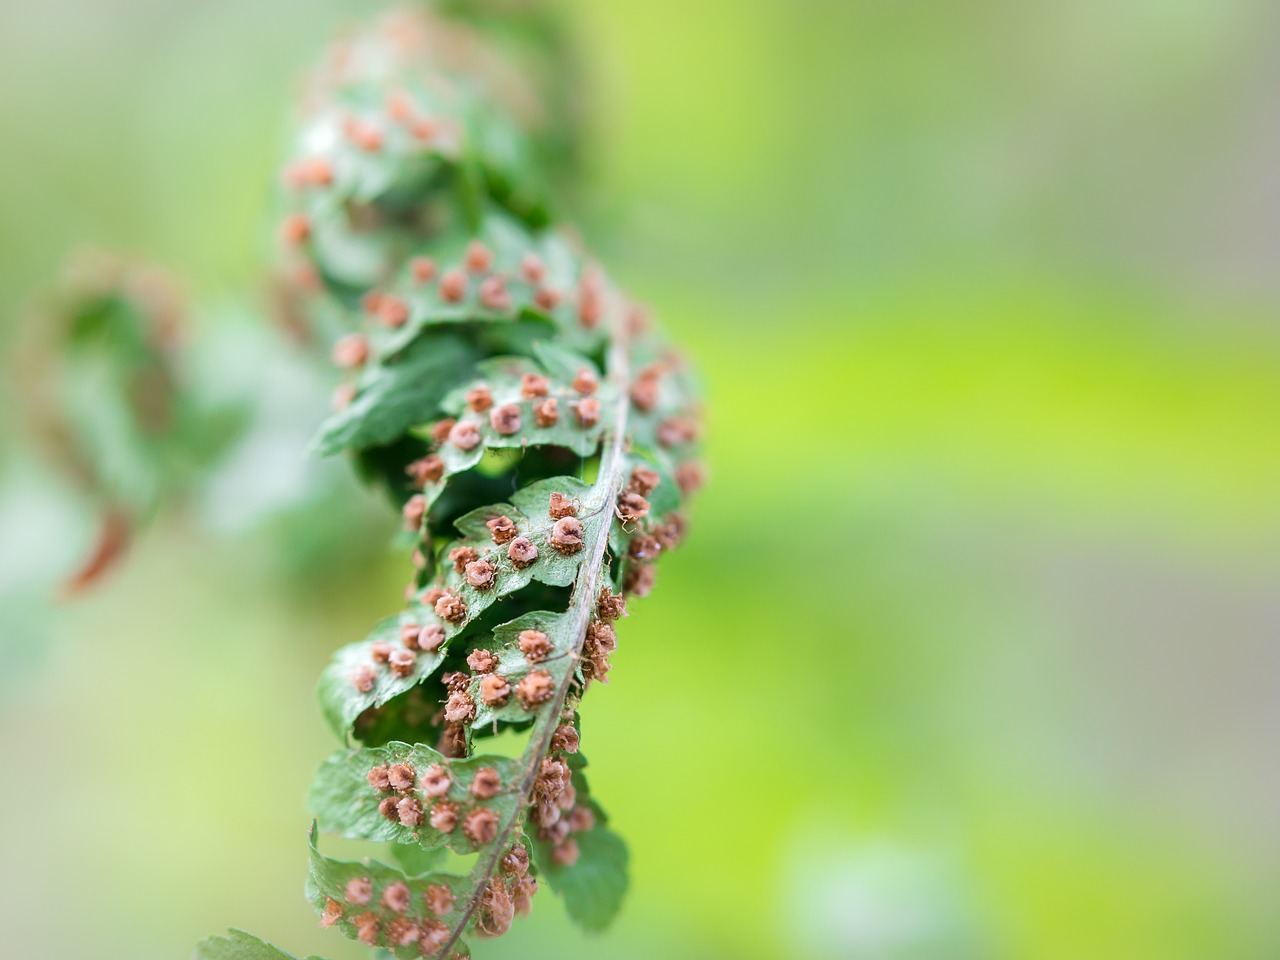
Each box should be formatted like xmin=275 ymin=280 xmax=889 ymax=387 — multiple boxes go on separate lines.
xmin=206 ymin=5 xmax=704 ymax=957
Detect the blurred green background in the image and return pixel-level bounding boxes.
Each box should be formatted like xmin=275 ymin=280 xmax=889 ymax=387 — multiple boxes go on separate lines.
xmin=2 ymin=1 xmax=1279 ymax=958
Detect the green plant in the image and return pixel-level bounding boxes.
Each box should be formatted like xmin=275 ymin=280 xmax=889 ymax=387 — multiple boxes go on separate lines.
xmin=198 ymin=5 xmax=703 ymax=958
xmin=9 ymin=252 xmax=240 ymax=593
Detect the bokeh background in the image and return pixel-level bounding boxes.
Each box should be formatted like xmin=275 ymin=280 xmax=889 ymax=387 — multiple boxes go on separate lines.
xmin=2 ymin=1 xmax=1279 ymax=958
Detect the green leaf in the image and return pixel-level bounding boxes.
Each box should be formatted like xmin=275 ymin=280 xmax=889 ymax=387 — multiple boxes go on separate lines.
xmin=624 ymin=339 xmax=703 ymax=473
xmin=370 ymin=215 xmax=587 ymax=358
xmin=530 ymin=750 xmax=630 ymax=932
xmin=609 ymin=450 xmax=680 ymax=561
xmin=536 ymin=823 xmax=629 ymax=933
xmin=461 ymin=610 xmax=578 ymax=731
xmin=193 ymin=930 xmax=308 ymax=960
xmin=427 ymin=477 xmax=604 ymax=629
xmin=390 ymin=841 xmax=447 ymax=876
xmin=316 ymin=480 xmax=608 ymax=739
xmin=311 ymin=332 xmax=480 ymax=455
xmin=285 ymin=81 xmax=464 ymax=289
xmin=409 ymin=351 xmax=614 ymax=513
xmin=310 ymin=742 xmax=522 ymax=854
xmin=442 ymin=352 xmax=609 ymax=458
xmin=317 ymin=614 xmax=450 ymax=740
xmin=531 ymin=339 xmax=598 ymax=383
xmin=306 ymin=825 xmax=475 ymax=960
xmin=625 ymin=449 xmax=682 ymax=518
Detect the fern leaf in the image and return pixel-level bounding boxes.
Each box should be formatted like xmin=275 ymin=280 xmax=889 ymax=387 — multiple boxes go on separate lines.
xmin=204 ymin=5 xmax=704 ymax=957
xmin=194 ymin=930 xmax=312 ymax=960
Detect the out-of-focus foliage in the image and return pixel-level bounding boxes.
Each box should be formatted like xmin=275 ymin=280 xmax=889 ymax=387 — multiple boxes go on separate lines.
xmin=1 ymin=2 xmax=1279 ymax=960
xmin=0 ymin=259 xmax=393 ymax=683
xmin=9 ymin=252 xmax=245 ymax=592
